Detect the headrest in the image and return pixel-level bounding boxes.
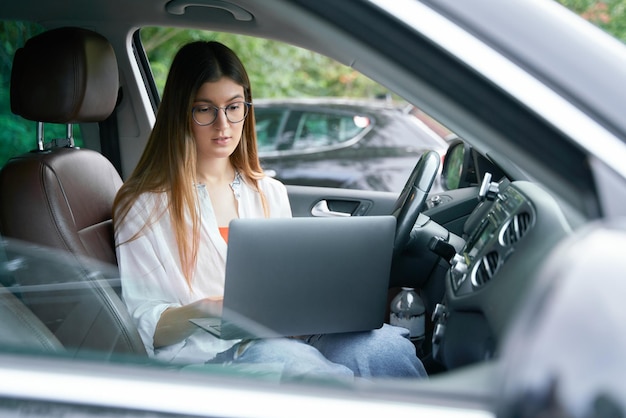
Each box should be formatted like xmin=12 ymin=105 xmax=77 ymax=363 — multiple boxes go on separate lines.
xmin=10 ymin=27 xmax=119 ymax=124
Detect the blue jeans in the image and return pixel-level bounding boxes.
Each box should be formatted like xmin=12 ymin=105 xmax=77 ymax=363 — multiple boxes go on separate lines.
xmin=206 ymin=324 xmax=427 ymax=382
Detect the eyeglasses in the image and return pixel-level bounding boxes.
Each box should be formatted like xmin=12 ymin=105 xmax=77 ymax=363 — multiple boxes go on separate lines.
xmin=192 ymin=101 xmax=251 ymax=126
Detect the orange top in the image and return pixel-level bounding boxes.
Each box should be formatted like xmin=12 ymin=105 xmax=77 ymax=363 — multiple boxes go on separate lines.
xmin=219 ymin=227 xmax=229 ymax=243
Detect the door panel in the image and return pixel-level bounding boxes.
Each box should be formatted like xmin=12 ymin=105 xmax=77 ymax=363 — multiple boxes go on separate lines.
xmin=286 ymin=185 xmax=397 ymax=218
xmin=286 ymin=185 xmax=480 ymax=238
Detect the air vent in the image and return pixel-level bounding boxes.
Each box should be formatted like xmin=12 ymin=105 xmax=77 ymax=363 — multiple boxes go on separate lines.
xmin=472 ymin=251 xmax=500 ymax=287
xmin=500 ymin=212 xmax=532 ymax=246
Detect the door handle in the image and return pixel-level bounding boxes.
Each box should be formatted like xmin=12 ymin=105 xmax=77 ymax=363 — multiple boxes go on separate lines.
xmin=311 ymin=200 xmax=352 ymax=217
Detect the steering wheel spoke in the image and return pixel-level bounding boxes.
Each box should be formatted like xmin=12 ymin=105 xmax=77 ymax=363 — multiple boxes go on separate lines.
xmin=392 ymin=150 xmax=441 ymax=256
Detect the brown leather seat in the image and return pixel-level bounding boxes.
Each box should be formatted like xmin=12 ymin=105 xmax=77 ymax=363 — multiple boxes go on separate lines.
xmin=0 ymin=27 xmax=146 ymax=358
xmin=4 ymin=27 xmax=121 ymax=268
xmin=0 ymin=147 xmax=122 ymax=270
xmin=0 ymin=282 xmax=64 ymax=354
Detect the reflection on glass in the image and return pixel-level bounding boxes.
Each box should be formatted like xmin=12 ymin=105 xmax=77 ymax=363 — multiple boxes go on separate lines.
xmin=444 ymin=144 xmax=465 ymax=190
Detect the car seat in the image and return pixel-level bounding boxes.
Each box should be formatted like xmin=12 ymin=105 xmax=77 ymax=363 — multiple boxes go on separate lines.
xmin=0 ymin=282 xmax=64 ymax=354
xmin=0 ymin=27 xmax=146 ymax=358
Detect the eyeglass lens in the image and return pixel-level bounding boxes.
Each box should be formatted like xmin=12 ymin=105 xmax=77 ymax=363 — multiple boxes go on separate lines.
xmin=193 ymin=102 xmax=249 ymax=125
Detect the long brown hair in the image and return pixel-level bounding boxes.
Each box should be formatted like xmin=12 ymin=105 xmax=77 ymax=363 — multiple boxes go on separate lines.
xmin=113 ymin=41 xmax=267 ymax=286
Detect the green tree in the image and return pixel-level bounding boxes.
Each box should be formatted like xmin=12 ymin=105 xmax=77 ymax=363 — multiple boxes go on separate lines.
xmin=140 ymin=27 xmax=391 ymax=100
xmin=0 ymin=21 xmax=83 ymax=166
xmin=556 ymin=0 xmax=626 ymax=42
xmin=0 ymin=21 xmax=43 ymax=164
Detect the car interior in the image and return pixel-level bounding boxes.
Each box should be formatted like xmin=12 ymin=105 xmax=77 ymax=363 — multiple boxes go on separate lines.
xmin=1 ymin=2 xmax=625 ymax=412
xmin=0 ymin=22 xmax=568 ymax=373
xmin=0 ymin=27 xmax=146 ymax=359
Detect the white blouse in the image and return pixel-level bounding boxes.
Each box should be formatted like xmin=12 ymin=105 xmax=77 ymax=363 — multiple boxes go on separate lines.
xmin=115 ymin=175 xmax=292 ymax=364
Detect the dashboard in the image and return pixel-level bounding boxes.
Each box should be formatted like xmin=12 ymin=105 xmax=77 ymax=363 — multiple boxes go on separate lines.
xmin=451 ymin=185 xmax=534 ymax=294
xmin=430 ymin=177 xmax=573 ymax=370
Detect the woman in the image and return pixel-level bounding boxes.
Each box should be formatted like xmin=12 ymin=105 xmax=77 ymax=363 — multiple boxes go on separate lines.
xmin=113 ymin=41 xmax=426 ymax=381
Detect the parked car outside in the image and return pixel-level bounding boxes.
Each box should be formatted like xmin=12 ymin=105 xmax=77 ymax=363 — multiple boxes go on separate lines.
xmin=254 ymin=98 xmax=449 ymax=192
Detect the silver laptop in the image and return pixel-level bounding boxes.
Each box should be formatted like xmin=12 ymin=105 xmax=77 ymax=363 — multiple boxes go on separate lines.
xmin=190 ymin=215 xmax=396 ymax=340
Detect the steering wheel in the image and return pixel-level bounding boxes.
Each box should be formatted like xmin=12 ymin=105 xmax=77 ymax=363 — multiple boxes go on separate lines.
xmin=392 ymin=150 xmax=441 ymax=256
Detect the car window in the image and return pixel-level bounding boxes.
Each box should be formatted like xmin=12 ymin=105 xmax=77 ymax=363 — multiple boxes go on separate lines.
xmin=138 ymin=27 xmax=452 ymax=192
xmin=298 ymin=112 xmax=337 ymax=149
xmin=139 ymin=28 xmax=395 ymax=100
xmin=0 ymin=21 xmax=84 ymax=168
xmin=255 ymin=108 xmax=286 ymax=151
xmin=294 ymin=111 xmax=367 ymax=150
xmin=255 ymin=107 xmax=371 ymax=152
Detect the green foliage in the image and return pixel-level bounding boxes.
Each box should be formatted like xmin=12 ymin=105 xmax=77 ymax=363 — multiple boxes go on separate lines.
xmin=556 ymin=0 xmax=626 ymax=42
xmin=140 ymin=27 xmax=391 ymax=100
xmin=0 ymin=21 xmax=42 ymax=165
xmin=0 ymin=21 xmax=83 ymax=166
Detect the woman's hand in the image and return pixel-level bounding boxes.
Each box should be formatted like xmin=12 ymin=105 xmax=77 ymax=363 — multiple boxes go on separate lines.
xmin=192 ymin=296 xmax=223 ymax=318
xmin=153 ymin=296 xmax=224 ymax=348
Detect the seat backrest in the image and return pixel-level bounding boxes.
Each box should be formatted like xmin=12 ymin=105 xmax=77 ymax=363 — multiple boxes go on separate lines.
xmin=0 ymin=27 xmax=146 ymax=357
xmin=0 ymin=283 xmax=64 ymax=354
xmin=0 ymin=147 xmax=122 ymax=268
xmin=2 ymin=238 xmax=147 ymax=359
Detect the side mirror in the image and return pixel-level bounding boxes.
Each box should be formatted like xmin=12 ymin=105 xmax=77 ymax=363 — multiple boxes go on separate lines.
xmin=441 ymin=139 xmax=473 ymax=190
